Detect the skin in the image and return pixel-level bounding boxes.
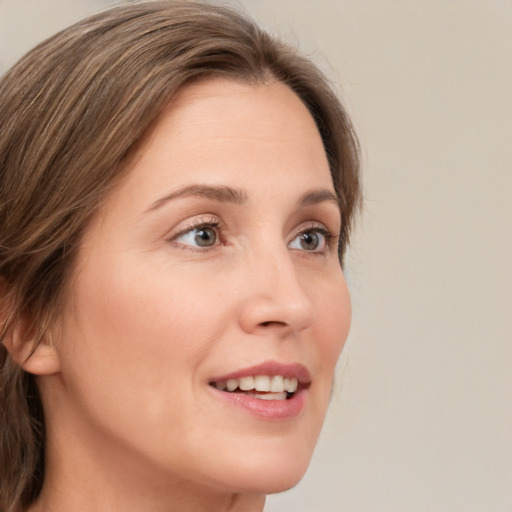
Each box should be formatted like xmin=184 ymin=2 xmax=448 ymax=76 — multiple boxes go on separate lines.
xmin=24 ymin=78 xmax=352 ymax=512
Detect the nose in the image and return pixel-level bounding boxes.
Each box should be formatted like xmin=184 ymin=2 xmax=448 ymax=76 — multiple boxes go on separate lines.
xmin=237 ymin=246 xmax=315 ymax=338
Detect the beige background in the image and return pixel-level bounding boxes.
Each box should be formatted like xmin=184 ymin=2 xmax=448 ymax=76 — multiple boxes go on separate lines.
xmin=1 ymin=1 xmax=511 ymax=511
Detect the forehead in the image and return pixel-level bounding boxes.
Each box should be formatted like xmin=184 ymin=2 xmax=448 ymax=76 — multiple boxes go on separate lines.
xmin=99 ymin=78 xmax=334 ymax=223
xmin=129 ymin=78 xmax=330 ymax=183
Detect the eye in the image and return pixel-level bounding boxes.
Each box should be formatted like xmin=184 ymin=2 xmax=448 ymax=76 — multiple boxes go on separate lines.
xmin=172 ymin=223 xmax=220 ymax=249
xmin=288 ymin=226 xmax=332 ymax=253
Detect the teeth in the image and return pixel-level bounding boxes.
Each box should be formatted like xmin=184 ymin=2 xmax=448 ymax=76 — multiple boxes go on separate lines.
xmin=212 ymin=375 xmax=299 ymax=394
xmin=270 ymin=375 xmax=284 ymax=392
xmin=238 ymin=376 xmax=254 ymax=391
xmin=254 ymin=375 xmax=271 ymax=392
xmin=226 ymin=379 xmax=238 ymax=392
xmin=246 ymin=392 xmax=287 ymax=400
xmin=288 ymin=378 xmax=298 ymax=393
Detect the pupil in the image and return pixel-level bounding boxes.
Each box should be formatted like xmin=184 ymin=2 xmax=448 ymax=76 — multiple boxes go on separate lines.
xmin=301 ymin=232 xmax=319 ymax=250
xmin=195 ymin=228 xmax=216 ymax=247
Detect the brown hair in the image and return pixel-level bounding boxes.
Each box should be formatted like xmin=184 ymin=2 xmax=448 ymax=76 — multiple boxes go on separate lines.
xmin=0 ymin=1 xmax=361 ymax=510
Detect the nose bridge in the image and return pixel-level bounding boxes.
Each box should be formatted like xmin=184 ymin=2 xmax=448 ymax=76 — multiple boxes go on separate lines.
xmin=266 ymin=245 xmax=306 ymax=304
xmin=238 ymin=235 xmax=314 ymax=335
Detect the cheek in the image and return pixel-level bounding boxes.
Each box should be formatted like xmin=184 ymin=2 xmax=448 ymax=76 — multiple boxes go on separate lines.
xmin=314 ymin=271 xmax=351 ymax=363
xmin=59 ymin=254 xmax=233 ymax=405
xmin=306 ymin=271 xmax=351 ymax=417
xmin=53 ymin=259 xmax=233 ymax=477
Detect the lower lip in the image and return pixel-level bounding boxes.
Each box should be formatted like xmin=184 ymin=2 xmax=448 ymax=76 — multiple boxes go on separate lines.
xmin=209 ymin=387 xmax=307 ymax=421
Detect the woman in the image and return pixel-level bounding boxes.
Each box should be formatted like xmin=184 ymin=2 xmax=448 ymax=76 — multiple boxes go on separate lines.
xmin=0 ymin=1 xmax=361 ymax=511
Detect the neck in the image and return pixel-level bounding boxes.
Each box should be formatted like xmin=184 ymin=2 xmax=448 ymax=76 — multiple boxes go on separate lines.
xmin=28 ymin=491 xmax=264 ymax=512
xmin=28 ymin=458 xmax=265 ymax=512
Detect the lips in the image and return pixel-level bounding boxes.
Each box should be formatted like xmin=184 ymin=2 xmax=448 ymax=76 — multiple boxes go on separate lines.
xmin=208 ymin=361 xmax=311 ymax=420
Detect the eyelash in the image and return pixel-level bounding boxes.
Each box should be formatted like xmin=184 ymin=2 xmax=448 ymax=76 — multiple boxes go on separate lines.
xmin=168 ymin=216 xmax=224 ymax=252
xmin=168 ymin=217 xmax=337 ymax=253
xmin=291 ymin=225 xmax=336 ymax=252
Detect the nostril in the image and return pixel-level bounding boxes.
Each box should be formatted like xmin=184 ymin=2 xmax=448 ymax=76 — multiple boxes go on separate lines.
xmin=260 ymin=320 xmax=287 ymax=328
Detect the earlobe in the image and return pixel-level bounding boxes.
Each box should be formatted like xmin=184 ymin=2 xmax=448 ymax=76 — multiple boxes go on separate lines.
xmin=1 ymin=292 xmax=61 ymax=376
xmin=18 ymin=339 xmax=61 ymax=376
xmin=4 ymin=322 xmax=61 ymax=376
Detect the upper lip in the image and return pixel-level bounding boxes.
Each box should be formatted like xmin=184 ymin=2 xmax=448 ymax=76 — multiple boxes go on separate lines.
xmin=209 ymin=361 xmax=311 ymax=385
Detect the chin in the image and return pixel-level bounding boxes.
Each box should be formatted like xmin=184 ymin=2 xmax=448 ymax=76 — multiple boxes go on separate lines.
xmin=221 ymin=467 xmax=308 ymax=496
xmin=255 ymin=468 xmax=308 ymax=494
xmin=213 ymin=443 xmax=314 ymax=495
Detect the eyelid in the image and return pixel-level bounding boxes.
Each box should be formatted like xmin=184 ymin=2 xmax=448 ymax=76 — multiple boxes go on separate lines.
xmin=167 ymin=214 xmax=224 ymax=250
xmin=293 ymin=221 xmax=337 ymax=239
xmin=289 ymin=221 xmax=338 ymax=253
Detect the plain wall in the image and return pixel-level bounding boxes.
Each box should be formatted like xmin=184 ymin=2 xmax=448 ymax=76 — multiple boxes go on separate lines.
xmin=1 ymin=1 xmax=510 ymax=511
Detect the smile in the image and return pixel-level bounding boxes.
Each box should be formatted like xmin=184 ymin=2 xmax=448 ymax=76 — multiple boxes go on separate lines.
xmin=210 ymin=375 xmax=299 ymax=400
xmin=208 ymin=362 xmax=311 ymax=419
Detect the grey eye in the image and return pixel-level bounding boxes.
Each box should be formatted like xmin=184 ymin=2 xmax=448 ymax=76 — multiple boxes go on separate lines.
xmin=299 ymin=232 xmax=320 ymax=251
xmin=194 ymin=227 xmax=217 ymax=247
xmin=175 ymin=225 xmax=219 ymax=248
xmin=288 ymin=229 xmax=327 ymax=252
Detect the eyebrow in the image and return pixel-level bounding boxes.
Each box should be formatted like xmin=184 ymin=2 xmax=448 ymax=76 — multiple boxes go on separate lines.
xmin=296 ymin=189 xmax=341 ymax=213
xmin=147 ymin=184 xmax=248 ymax=211
xmin=146 ymin=184 xmax=340 ymax=214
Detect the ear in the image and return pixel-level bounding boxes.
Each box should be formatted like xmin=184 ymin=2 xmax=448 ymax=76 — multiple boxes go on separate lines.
xmin=1 ymin=283 xmax=61 ymax=376
xmin=13 ymin=336 xmax=61 ymax=377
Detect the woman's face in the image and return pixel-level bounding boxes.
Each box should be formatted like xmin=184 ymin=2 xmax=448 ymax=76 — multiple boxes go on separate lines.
xmin=48 ymin=78 xmax=351 ymax=496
